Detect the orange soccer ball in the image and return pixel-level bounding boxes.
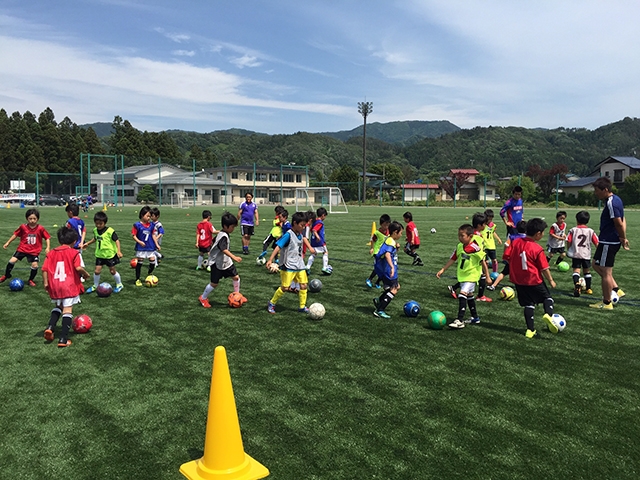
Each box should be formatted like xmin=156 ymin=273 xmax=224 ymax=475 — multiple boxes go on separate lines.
xmin=130 ymin=258 xmax=139 ymax=269
xmin=228 ymin=292 xmax=247 ymax=308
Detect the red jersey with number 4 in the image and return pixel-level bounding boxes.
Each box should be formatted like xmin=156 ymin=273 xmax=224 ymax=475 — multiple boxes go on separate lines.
xmin=13 ymin=224 xmax=51 ymax=255
xmin=508 ymin=237 xmax=549 ymax=286
xmin=196 ymin=221 xmax=215 ymax=248
xmin=42 ymin=245 xmax=84 ymax=299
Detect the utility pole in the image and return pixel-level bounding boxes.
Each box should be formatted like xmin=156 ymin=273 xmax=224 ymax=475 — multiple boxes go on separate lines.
xmin=358 ymin=101 xmax=373 ymax=203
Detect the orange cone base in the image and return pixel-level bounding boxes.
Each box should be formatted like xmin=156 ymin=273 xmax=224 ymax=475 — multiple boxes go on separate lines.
xmin=180 ymin=453 xmax=269 ymax=480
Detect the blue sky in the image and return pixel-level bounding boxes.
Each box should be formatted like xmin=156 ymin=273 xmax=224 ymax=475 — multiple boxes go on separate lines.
xmin=1 ymin=0 xmax=639 ymax=134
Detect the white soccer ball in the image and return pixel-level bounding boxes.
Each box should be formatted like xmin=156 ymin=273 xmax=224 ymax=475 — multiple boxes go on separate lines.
xmin=578 ymin=277 xmax=586 ymax=291
xmin=611 ymin=291 xmax=619 ymax=304
xmin=256 ymin=256 xmax=266 ymax=266
xmin=430 ymin=228 xmax=437 ymax=234
xmin=550 ymin=313 xmax=566 ymax=332
xmin=308 ymin=302 xmax=325 ymax=320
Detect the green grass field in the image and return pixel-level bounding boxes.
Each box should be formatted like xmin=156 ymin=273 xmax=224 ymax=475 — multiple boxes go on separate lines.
xmin=0 ymin=204 xmax=639 ymax=480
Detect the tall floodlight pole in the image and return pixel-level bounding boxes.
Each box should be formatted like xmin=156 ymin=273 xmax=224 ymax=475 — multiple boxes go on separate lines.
xmin=358 ymin=101 xmax=373 ymax=203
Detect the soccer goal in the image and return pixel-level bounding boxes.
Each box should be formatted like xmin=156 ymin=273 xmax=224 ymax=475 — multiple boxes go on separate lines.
xmin=295 ymin=187 xmax=348 ymax=213
xmin=171 ymin=192 xmax=191 ymax=209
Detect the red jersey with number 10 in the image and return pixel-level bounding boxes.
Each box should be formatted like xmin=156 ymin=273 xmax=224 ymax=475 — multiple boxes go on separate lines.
xmin=508 ymin=237 xmax=549 ymax=286
xmin=13 ymin=224 xmax=51 ymax=255
xmin=42 ymin=245 xmax=84 ymax=299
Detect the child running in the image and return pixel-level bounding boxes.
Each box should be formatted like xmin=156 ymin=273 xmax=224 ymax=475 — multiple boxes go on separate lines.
xmin=566 ymin=210 xmax=599 ymax=297
xmin=487 ymin=220 xmax=526 ymax=292
xmin=258 ymin=206 xmax=285 ymax=259
xmin=366 ymin=214 xmax=391 ymax=288
xmin=402 ymin=211 xmax=423 ymax=266
xmin=372 ymin=221 xmax=403 ymax=318
xmin=0 ymin=208 xmax=51 ymax=286
xmin=83 ymin=211 xmax=124 ymax=293
xmin=483 ymin=209 xmax=503 ymax=273
xmin=196 ymin=210 xmax=218 ymax=271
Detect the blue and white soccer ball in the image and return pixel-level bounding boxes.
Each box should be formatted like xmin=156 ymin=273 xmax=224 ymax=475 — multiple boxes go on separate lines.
xmin=610 ymin=291 xmax=619 ymax=304
xmin=403 ymin=300 xmax=421 ymax=317
xmin=256 ymin=256 xmax=266 ymax=266
xmin=550 ymin=313 xmax=566 ymax=332
xmin=9 ymin=278 xmax=24 ymax=291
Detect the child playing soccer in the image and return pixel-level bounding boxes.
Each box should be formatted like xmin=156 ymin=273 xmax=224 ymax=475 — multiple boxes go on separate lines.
xmin=65 ymin=203 xmax=87 ymax=250
xmin=547 ymin=210 xmax=568 ymax=266
xmin=402 ymin=211 xmax=423 ymax=266
xmin=366 ymin=214 xmax=391 ymax=288
xmin=500 ymin=185 xmax=524 ymax=236
xmin=196 ymin=210 xmax=218 ymax=270
xmin=267 ymin=212 xmax=316 ymax=314
xmin=566 ymin=210 xmax=599 ymax=297
xmin=372 ymin=221 xmax=403 ymax=318
xmin=42 ymin=226 xmax=91 ymax=347
xmin=436 ymin=224 xmax=485 ymax=329
xmin=198 ymin=213 xmax=243 ymax=308
xmin=150 ymin=207 xmax=164 ymax=266
xmin=0 ymin=208 xmax=51 ymax=286
xmin=82 ymin=211 xmax=124 ymax=293
xmin=258 ymin=206 xmax=285 ymax=259
xmin=132 ymin=206 xmax=159 ymax=286
xmin=483 ymin=209 xmax=503 ymax=273
xmin=487 ymin=220 xmax=526 ymax=292
xmin=509 ymin=218 xmax=558 ymax=338
xmin=306 ymin=207 xmax=330 ymax=273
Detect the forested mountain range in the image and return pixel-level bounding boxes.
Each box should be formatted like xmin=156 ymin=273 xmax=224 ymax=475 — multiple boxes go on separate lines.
xmin=2 ymin=107 xmax=640 ymax=183
xmin=318 ymin=120 xmax=460 ymax=145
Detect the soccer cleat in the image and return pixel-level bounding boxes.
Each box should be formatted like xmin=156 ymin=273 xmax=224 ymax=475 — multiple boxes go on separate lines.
xmin=199 ymin=295 xmax=211 ymax=308
xmin=448 ymin=319 xmax=465 ymax=329
xmin=267 ymin=302 xmax=276 ymax=314
xmin=366 ymin=278 xmax=373 ymax=288
xmin=28 ymin=280 xmax=36 ymax=287
xmin=113 ymin=284 xmax=124 ymax=293
xmin=85 ymin=285 xmax=97 ymax=294
xmin=476 ymin=295 xmax=492 ymax=302
xmin=447 ymin=285 xmax=457 ymax=299
xmin=525 ymin=329 xmax=538 ymax=339
xmin=375 ymin=283 xmax=381 ymax=289
xmin=195 ymin=266 xmax=202 ymax=271
xmin=589 ymin=301 xmax=613 ymax=310
xmin=585 ymin=289 xmax=593 ymax=295
xmin=298 ymin=307 xmax=310 ymax=314
xmin=135 ymin=279 xmax=143 ymax=287
xmin=543 ymin=313 xmax=559 ymax=333
xmin=464 ymin=317 xmax=481 ymax=325
xmin=486 ymin=285 xmax=496 ymax=291
xmin=57 ymin=339 xmax=72 ymax=348
xmin=573 ymin=283 xmax=581 ymax=298
xmin=206 ymin=266 xmax=211 ymax=272
xmin=616 ymin=288 xmax=626 ymax=298
xmin=44 ymin=329 xmax=54 ymax=342
xmin=373 ymin=310 xmax=391 ymax=319
xmin=0 ymin=275 xmax=6 ymax=283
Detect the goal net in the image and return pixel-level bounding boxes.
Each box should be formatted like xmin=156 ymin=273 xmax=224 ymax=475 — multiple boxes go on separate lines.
xmin=171 ymin=192 xmax=191 ymax=209
xmin=295 ymin=187 xmax=348 ymax=213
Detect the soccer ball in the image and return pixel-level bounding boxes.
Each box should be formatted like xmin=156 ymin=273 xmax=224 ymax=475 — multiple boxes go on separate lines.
xmin=144 ymin=275 xmax=159 ymax=287
xmin=578 ymin=277 xmax=586 ymax=291
xmin=550 ymin=313 xmax=566 ymax=332
xmin=256 ymin=256 xmax=266 ymax=266
xmin=427 ymin=310 xmax=447 ymax=330
xmin=489 ymin=271 xmax=499 ymax=281
xmin=403 ymin=300 xmax=421 ymax=317
xmin=267 ymin=262 xmax=280 ymax=274
xmin=9 ymin=278 xmax=24 ymax=291
xmin=130 ymin=258 xmax=139 ymax=269
xmin=228 ymin=291 xmax=247 ymax=308
xmin=308 ymin=302 xmax=325 ymax=320
xmin=430 ymin=228 xmax=437 ymax=234
xmin=322 ymin=265 xmax=333 ymax=275
xmin=557 ymin=261 xmax=570 ymax=272
xmin=611 ymin=291 xmax=619 ymax=304
xmin=308 ymin=278 xmax=323 ymax=293
xmin=500 ymin=286 xmax=516 ymax=301
xmin=72 ymin=314 xmax=93 ymax=333
xmin=96 ymin=282 xmax=113 ymax=297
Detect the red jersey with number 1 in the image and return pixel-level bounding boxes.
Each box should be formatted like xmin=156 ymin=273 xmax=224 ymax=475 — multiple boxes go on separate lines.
xmin=508 ymin=237 xmax=549 ymax=286
xmin=42 ymin=245 xmax=84 ymax=299
xmin=13 ymin=224 xmax=51 ymax=255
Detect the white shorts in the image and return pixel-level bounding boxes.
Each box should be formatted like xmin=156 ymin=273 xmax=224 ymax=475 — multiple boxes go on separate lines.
xmin=135 ymin=251 xmax=156 ymax=260
xmin=459 ymin=282 xmax=477 ymax=295
xmin=312 ymin=246 xmax=327 ymax=254
xmin=51 ymin=296 xmax=81 ymax=308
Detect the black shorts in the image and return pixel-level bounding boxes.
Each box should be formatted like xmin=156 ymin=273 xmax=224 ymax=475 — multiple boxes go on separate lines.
xmin=547 ymin=246 xmax=565 ymax=254
xmin=485 ymin=249 xmax=497 ymax=261
xmin=571 ymin=258 xmax=591 ymax=270
xmin=210 ymin=264 xmax=239 ymax=284
xmin=96 ymin=256 xmax=121 ymax=268
xmin=13 ymin=251 xmax=39 ymax=263
xmin=515 ymin=283 xmax=551 ymax=307
xmin=198 ymin=246 xmax=211 ymax=255
xmin=381 ymin=277 xmax=399 ymax=290
xmin=241 ymin=225 xmax=254 ymax=236
xmin=594 ymin=243 xmax=620 ymax=268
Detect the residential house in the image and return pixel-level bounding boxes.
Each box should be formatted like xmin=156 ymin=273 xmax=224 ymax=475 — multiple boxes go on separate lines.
xmin=591 ymin=156 xmax=640 ymax=187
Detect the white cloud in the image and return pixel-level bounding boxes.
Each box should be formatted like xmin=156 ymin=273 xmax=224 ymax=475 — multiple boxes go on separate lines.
xmin=230 ymin=55 xmax=262 ymax=69
xmin=172 ymin=49 xmax=195 ymax=57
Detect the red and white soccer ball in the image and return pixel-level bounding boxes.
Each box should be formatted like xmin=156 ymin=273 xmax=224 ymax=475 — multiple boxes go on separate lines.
xmin=72 ymin=314 xmax=93 ymax=333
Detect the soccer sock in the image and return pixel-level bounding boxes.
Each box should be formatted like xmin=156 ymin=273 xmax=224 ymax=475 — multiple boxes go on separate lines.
xmin=148 ymin=263 xmax=155 ymax=275
xmin=197 ymin=255 xmax=203 ymax=268
xmin=113 ymin=272 xmax=122 ymax=285
xmin=48 ymin=308 xmax=62 ymax=330
xmin=585 ymin=274 xmax=592 ymax=289
xmin=613 ymin=286 xmax=620 ymax=293
xmin=377 ymin=291 xmax=395 ymax=311
xmin=233 ymin=278 xmax=240 ymax=293
xmin=457 ymin=294 xmax=468 ymax=319
xmin=322 ymin=253 xmax=329 ymax=269
xmin=452 ymin=282 xmax=460 ymax=290
xmin=524 ymin=306 xmax=535 ymax=331
xmin=492 ymin=259 xmax=498 ymax=273
xmin=307 ymin=254 xmax=315 ymax=268
xmin=4 ymin=262 xmax=15 ymax=277
xmin=543 ymin=297 xmax=555 ymax=316
xmin=468 ymin=297 xmax=478 ymax=318
xmin=29 ymin=267 xmax=38 ymax=281
xmin=135 ymin=262 xmax=143 ymax=280
xmin=555 ymin=256 xmax=563 ymax=265
xmin=60 ymin=314 xmax=73 ymax=342
xmin=368 ymin=269 xmax=377 ymax=281
xmin=572 ymin=273 xmax=580 ymax=285
xmin=94 ymin=273 xmax=101 ymax=286
xmin=270 ymin=287 xmax=286 ymax=305
xmin=299 ymin=288 xmax=308 ymax=308
xmin=478 ymin=276 xmax=487 ymax=297
xmin=202 ymin=284 xmax=214 ymax=299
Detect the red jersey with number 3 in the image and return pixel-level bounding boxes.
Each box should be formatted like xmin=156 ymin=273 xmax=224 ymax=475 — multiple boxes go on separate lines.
xmin=196 ymin=221 xmax=216 ymax=248
xmin=42 ymin=245 xmax=84 ymax=299
xmin=508 ymin=237 xmax=549 ymax=286
xmin=14 ymin=224 xmax=51 ymax=255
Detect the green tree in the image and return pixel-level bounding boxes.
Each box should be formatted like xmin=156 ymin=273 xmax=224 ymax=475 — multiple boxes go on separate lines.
xmin=497 ymin=176 xmax=536 ymax=202
xmin=620 ymin=173 xmax=640 ymax=206
xmin=136 ymin=184 xmax=157 ymax=204
xmin=328 ymin=164 xmax=359 ymax=201
xmin=368 ymin=163 xmax=404 ymax=185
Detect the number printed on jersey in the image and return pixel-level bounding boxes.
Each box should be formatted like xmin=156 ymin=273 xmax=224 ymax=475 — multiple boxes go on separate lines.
xmin=54 ymin=261 xmax=67 ymax=282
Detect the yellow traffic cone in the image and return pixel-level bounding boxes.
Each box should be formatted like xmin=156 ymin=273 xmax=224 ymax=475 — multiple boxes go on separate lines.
xmin=180 ymin=346 xmax=269 ymax=480
xmin=366 ymin=221 xmax=376 ymax=246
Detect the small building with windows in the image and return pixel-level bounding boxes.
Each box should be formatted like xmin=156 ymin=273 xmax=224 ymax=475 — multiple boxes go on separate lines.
xmin=591 ymin=156 xmax=640 ymax=187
